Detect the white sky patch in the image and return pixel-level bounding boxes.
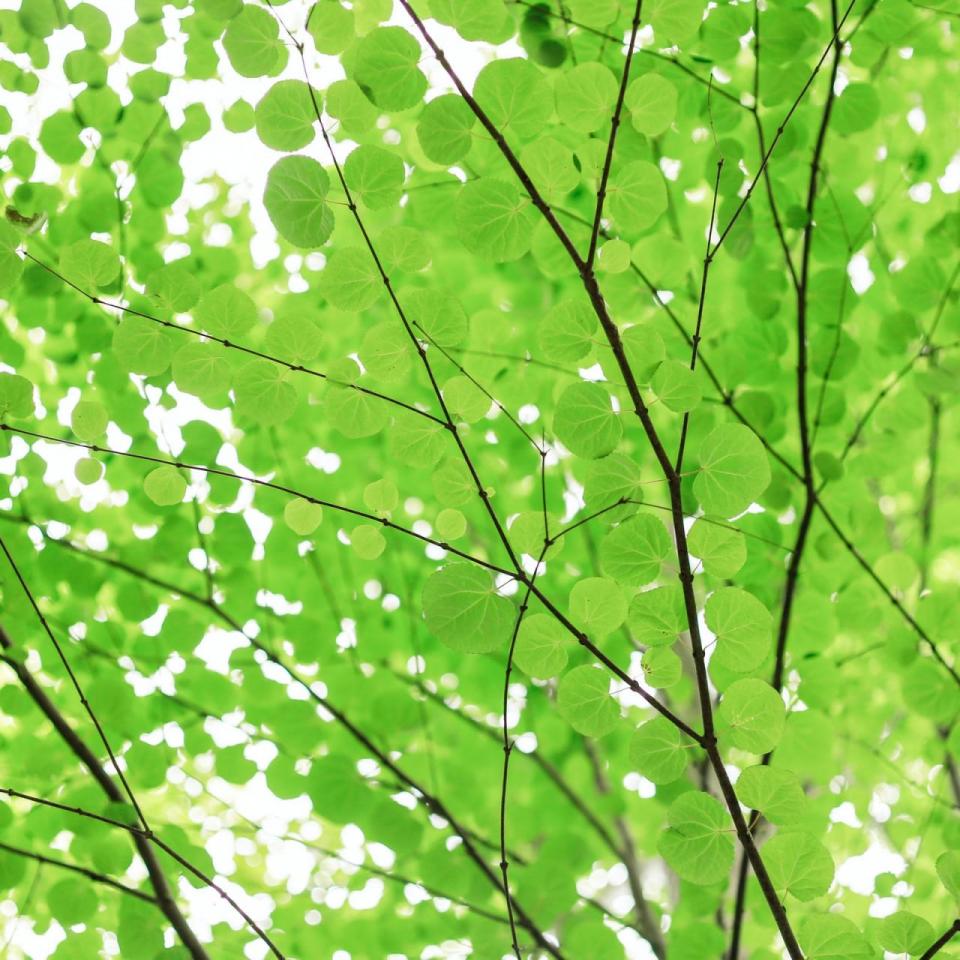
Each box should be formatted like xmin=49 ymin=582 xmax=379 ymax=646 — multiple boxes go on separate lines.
xmin=848 ymin=251 xmax=875 ymax=294
xmin=835 ymin=841 xmax=907 ymax=896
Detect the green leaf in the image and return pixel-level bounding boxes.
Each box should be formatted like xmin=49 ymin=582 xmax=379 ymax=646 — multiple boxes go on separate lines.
xmin=557 ymin=665 xmax=619 ymax=737
xmin=71 ymin=3 xmax=111 ymax=47
xmin=363 ymin=478 xmax=399 ymax=514
xmin=222 ymin=5 xmax=284 ymax=77
xmin=833 ymin=83 xmax=881 ymax=135
xmin=326 ymin=78 xmax=378 ymax=135
xmin=406 ymin=290 xmax=469 ymax=348
xmin=626 ymin=73 xmax=678 ymax=137
xmin=521 ymin=137 xmax=579 ymax=202
xmin=514 ymin=613 xmax=568 ymax=678
xmin=362 ymin=322 xmax=412 ymax=383
xmin=628 ymin=585 xmax=686 ymax=647
xmin=763 ymin=830 xmax=834 ymax=901
xmin=172 ymin=342 xmax=232 ymax=398
xmin=600 ymin=514 xmax=672 ymax=586
xmin=75 ymin=458 xmax=103 ymax=485
xmin=113 ymin=318 xmax=174 ymax=376
xmin=539 ymin=298 xmax=597 ymax=364
xmin=569 ymin=576 xmax=627 ymax=636
xmin=641 ymin=645 xmax=682 ymax=687
xmin=688 ymin=519 xmax=746 ymax=579
xmin=629 ymin=716 xmax=693 ymax=784
xmin=585 ymin=453 xmax=644 ymax=515
xmin=651 ymin=359 xmax=701 ymax=413
xmin=623 ymin=324 xmax=666 ymax=382
xmin=717 ymin=679 xmax=786 ymax=754
xmin=254 ymin=80 xmax=318 ymax=151
xmin=649 ymin=0 xmax=706 ymax=43
xmin=878 ymin=912 xmax=935 ymax=955
xmin=263 ymin=155 xmax=333 ymax=249
xmin=307 ymin=1 xmax=354 ymax=54
xmin=344 ymin=145 xmax=405 ymax=209
xmin=694 ymin=424 xmax=771 ymax=517
xmin=194 ymin=284 xmax=258 ymax=339
xmin=443 ymin=376 xmax=489 ymax=422
xmin=265 ymin=315 xmax=324 ymax=365
xmin=937 ymin=850 xmax=960 ymax=899
xmin=608 ymin=160 xmax=668 ymax=233
xmin=705 ymin=587 xmax=772 ymax=673
xmin=39 ymin=110 xmax=84 ymax=164
xmin=474 ymin=58 xmax=552 ymax=140
xmin=48 ymin=879 xmax=98 ymax=926
xmin=422 ymin=563 xmax=513 ymax=654
xmin=352 ymin=524 xmax=386 ymax=559
xmin=71 ymin=400 xmax=108 ymax=441
xmin=223 ymin=98 xmax=255 ymax=133
xmin=234 ymin=358 xmax=298 ymax=425
xmin=323 ymin=247 xmax=382 ymax=311
xmin=435 ymin=508 xmax=466 ymax=540
xmin=326 ymin=364 xmax=388 ymax=439
xmin=143 ymin=466 xmax=186 ymax=506
xmin=432 ymin=0 xmax=511 ymax=42
xmin=416 ymin=94 xmax=475 ymax=164
xmin=455 ymin=179 xmax=536 ymax=262
xmin=378 ymin=225 xmax=430 ymax=273
xmin=0 ymin=222 xmax=23 ymax=290
xmin=354 ymin=27 xmax=426 ymax=111
xmin=59 ymin=238 xmax=120 ymax=290
xmin=798 ymin=914 xmax=873 ymax=960
xmin=669 ymin=922 xmax=727 ymax=960
xmin=658 ymin=791 xmax=734 ymax=885
xmin=147 ymin=261 xmax=202 ymax=312
xmin=735 ymin=766 xmax=806 ymax=825
xmin=554 ymin=63 xmax=617 ymax=133
xmin=553 ymin=381 xmax=622 ymax=459
xmin=0 ymin=374 xmax=34 ymax=420
xmin=137 ymin=148 xmax=184 ymax=207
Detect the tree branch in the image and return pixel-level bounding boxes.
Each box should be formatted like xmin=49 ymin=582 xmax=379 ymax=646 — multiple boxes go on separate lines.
xmin=0 ymin=839 xmax=156 ymax=904
xmin=675 ymin=158 xmax=724 ymax=472
xmin=585 ymin=0 xmax=644 ymax=269
xmin=21 ymin=251 xmax=445 ymax=430
xmin=919 ymin=919 xmax=960 ymax=960
xmin=0 ymin=623 xmax=212 ymax=959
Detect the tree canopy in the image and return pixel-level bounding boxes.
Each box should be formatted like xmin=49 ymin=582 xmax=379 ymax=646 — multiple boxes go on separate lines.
xmin=0 ymin=1 xmax=958 ymax=959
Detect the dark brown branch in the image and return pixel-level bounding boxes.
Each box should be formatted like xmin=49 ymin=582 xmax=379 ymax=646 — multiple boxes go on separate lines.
xmin=750 ymin=4 xmax=799 ymax=290
xmin=675 ymin=159 xmax=723 ymax=472
xmin=0 ymin=778 xmax=282 ymax=957
xmin=836 ymin=261 xmax=959 ymax=467
xmin=0 ymin=429 xmax=696 ymax=744
xmin=400 ymin=8 xmax=818 ymax=952
xmin=817 ymin=500 xmax=960 ymax=687
xmin=0 ymin=624 xmax=212 ymax=960
xmin=22 ymin=250 xmax=445 ymax=429
xmin=0 ymin=839 xmax=156 ymax=904
xmin=585 ymin=0 xmax=644 ymax=269
xmin=398 ymin=9 xmax=803 ymax=955
xmin=0 ymin=424 xmax=512 ymax=577
xmin=0 ymin=537 xmax=150 ymax=831
xmin=919 ymin=393 xmax=941 ymax=593
xmin=393 ymin=669 xmax=625 ymax=858
xmin=498 ymin=548 xmax=546 ymax=959
xmin=709 ymin=0 xmax=857 ymax=257
xmin=919 ymin=920 xmax=960 ymax=960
